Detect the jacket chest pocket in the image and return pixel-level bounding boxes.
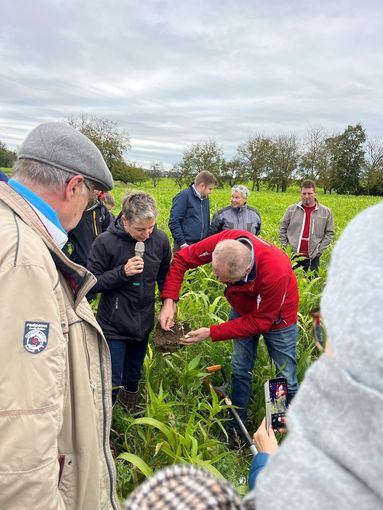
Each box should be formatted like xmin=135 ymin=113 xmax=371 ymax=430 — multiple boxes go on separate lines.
xmin=313 ymin=217 xmax=327 ymax=236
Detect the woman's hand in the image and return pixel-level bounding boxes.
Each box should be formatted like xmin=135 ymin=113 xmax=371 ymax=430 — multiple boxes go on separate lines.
xmin=253 ymin=418 xmax=279 ymax=453
xmin=124 ymin=256 xmax=144 ymax=277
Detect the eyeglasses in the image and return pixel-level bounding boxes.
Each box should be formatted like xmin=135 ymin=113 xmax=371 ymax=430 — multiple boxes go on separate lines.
xmin=310 ymin=308 xmax=326 ymax=352
xmin=82 ymin=179 xmax=97 ymax=207
xmin=65 ymin=176 xmax=97 ymax=209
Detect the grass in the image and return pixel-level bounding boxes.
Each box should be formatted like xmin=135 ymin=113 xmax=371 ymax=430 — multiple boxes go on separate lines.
xmin=105 ymin=179 xmax=381 ymax=501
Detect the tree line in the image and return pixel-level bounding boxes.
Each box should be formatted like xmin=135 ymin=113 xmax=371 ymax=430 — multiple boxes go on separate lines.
xmin=170 ymin=124 xmax=383 ymax=195
xmin=2 ymin=116 xmax=382 ymax=195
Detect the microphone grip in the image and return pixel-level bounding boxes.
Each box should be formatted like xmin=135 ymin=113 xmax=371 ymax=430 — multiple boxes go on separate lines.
xmin=133 ymin=241 xmax=145 ymax=286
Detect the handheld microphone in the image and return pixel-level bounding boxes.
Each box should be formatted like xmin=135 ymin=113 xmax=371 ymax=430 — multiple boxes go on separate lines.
xmin=135 ymin=241 xmax=145 ymax=258
xmin=133 ymin=242 xmax=145 ymax=287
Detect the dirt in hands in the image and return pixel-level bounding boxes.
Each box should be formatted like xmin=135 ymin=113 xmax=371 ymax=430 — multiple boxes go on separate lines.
xmin=152 ymin=321 xmax=191 ymax=353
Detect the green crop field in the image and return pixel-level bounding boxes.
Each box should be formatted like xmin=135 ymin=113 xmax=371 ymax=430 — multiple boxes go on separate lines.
xmin=107 ymin=179 xmax=381 ymax=501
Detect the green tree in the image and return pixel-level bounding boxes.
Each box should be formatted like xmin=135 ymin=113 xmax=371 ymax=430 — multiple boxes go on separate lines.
xmin=0 ymin=141 xmax=17 ymax=168
xmin=236 ymin=135 xmax=273 ymax=191
xmin=167 ymin=164 xmax=185 ymax=189
xmin=361 ymin=138 xmax=383 ymax=195
xmin=179 ymin=140 xmax=222 ymax=186
xmin=148 ymin=162 xmax=163 ymax=188
xmin=299 ymin=127 xmax=328 ymax=180
xmin=325 ymin=124 xmax=366 ymax=194
xmin=318 ymin=148 xmax=336 ymax=195
xmin=113 ymin=161 xmax=146 ymax=184
xmin=68 ymin=115 xmax=130 ymax=173
xmin=219 ymin=158 xmax=245 ymax=187
xmin=266 ymin=135 xmax=299 ymax=192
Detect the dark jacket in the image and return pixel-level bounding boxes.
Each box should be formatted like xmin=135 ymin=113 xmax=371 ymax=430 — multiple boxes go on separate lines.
xmin=161 ymin=230 xmax=298 ymax=341
xmin=64 ymin=200 xmax=112 ymax=267
xmin=87 ymin=217 xmax=171 ymax=341
xmin=210 ymin=204 xmax=262 ymax=236
xmin=168 ymin=185 xmax=210 ymax=246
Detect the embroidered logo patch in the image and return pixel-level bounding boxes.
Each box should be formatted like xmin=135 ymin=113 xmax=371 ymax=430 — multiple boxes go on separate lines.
xmin=23 ymin=322 xmax=50 ymax=354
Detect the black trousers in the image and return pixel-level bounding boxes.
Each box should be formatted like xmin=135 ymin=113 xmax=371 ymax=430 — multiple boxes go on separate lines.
xmin=293 ymin=255 xmax=320 ymax=273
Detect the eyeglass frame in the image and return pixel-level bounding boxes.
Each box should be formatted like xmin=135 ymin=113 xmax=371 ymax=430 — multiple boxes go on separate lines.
xmin=65 ymin=176 xmax=96 ymax=207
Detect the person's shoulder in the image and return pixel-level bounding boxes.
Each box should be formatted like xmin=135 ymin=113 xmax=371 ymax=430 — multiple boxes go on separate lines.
xmin=284 ymin=202 xmax=299 ymax=213
xmin=97 ymin=202 xmax=110 ymax=215
xmin=214 ymin=205 xmax=232 ymax=215
xmin=247 ymin=205 xmax=261 ymax=214
xmin=173 ymin=187 xmax=190 ymax=199
xmin=92 ymin=227 xmax=114 ymax=247
xmin=0 ymin=202 xmax=56 ymax=273
xmin=317 ymin=202 xmax=333 ymax=213
xmin=153 ymin=228 xmax=170 ymax=244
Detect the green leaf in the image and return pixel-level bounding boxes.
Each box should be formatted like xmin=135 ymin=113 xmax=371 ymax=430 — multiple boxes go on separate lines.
xmin=117 ymin=452 xmax=153 ymax=478
xmin=129 ymin=416 xmax=174 ymax=444
xmin=192 ymin=459 xmax=224 ymax=479
xmin=187 ymin=355 xmax=201 ymax=371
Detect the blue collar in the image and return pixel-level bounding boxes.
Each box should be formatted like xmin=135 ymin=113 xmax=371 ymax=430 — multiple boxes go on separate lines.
xmin=8 ymin=179 xmax=67 ymax=234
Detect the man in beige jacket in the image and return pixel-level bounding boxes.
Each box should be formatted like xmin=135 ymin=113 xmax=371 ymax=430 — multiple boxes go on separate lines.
xmin=0 ymin=123 xmax=119 ymax=510
xmin=279 ymin=179 xmax=334 ymax=272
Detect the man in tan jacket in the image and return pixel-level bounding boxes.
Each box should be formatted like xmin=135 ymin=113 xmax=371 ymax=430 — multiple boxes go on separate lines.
xmin=0 ymin=123 xmax=119 ymax=510
xmin=279 ymin=179 xmax=334 ymax=272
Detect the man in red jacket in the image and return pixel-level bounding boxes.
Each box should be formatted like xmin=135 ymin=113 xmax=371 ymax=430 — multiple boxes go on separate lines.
xmin=159 ymin=230 xmax=299 ymax=441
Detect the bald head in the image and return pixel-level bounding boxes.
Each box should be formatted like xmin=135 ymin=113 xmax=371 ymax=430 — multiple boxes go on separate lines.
xmin=212 ymin=240 xmax=251 ymax=283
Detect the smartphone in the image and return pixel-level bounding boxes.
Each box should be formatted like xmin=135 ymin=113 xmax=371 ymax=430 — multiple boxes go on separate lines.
xmin=264 ymin=377 xmax=288 ymax=430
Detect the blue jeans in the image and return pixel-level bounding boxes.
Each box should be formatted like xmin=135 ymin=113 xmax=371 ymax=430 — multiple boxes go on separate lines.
xmin=107 ymin=335 xmax=149 ymax=403
xmin=229 ymin=308 xmax=298 ymax=429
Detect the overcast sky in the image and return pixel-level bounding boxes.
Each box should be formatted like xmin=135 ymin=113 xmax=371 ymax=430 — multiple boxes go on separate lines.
xmin=1 ymin=0 xmax=382 ymax=168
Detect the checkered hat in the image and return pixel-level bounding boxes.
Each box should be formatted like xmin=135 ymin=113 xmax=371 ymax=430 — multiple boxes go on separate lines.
xmin=124 ymin=463 xmax=248 ymax=510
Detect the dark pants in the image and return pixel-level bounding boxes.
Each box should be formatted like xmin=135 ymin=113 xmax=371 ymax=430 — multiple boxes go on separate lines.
xmin=107 ymin=334 xmax=149 ymax=403
xmin=293 ymin=255 xmax=320 ymax=273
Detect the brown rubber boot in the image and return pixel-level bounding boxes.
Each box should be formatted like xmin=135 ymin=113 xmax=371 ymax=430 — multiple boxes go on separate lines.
xmin=118 ymin=389 xmax=139 ymax=411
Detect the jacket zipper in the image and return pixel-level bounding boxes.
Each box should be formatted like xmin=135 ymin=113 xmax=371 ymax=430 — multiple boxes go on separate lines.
xmin=98 ymin=338 xmax=119 ymax=510
xmin=81 ymin=322 xmax=96 ymax=402
xmin=200 ymin=200 xmax=204 ymax=239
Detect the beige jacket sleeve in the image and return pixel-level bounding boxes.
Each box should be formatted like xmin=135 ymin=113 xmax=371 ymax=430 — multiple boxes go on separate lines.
xmin=279 ymin=207 xmax=292 ymax=248
xmin=317 ymin=208 xmax=335 ymax=255
xmin=0 ymin=262 xmax=67 ymax=510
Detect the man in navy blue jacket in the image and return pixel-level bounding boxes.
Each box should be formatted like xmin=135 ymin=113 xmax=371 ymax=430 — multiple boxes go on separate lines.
xmin=168 ymin=170 xmax=217 ymax=251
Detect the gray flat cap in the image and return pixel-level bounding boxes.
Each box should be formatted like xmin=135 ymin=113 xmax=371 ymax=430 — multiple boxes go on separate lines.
xmin=18 ymin=122 xmax=114 ymax=191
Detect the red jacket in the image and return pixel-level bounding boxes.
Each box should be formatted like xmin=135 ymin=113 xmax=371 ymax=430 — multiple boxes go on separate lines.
xmin=160 ymin=230 xmax=298 ymax=341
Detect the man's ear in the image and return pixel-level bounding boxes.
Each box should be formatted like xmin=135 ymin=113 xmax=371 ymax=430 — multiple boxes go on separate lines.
xmin=245 ymin=265 xmax=251 ymax=275
xmin=196 ymin=182 xmax=205 ymax=193
xmin=64 ymin=175 xmax=84 ymax=201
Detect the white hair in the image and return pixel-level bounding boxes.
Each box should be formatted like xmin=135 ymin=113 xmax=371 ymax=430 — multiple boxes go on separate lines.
xmin=231 ymin=184 xmax=250 ymax=199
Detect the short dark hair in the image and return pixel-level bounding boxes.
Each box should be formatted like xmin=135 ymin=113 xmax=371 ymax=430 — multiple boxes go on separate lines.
xmin=194 ymin=171 xmax=218 ymax=187
xmin=301 ymin=179 xmax=316 ymax=190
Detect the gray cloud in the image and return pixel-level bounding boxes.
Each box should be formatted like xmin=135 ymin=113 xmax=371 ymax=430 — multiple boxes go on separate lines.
xmin=1 ymin=0 xmax=382 ymax=167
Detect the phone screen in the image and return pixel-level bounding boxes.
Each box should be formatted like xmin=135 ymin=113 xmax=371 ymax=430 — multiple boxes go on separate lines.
xmin=265 ymin=377 xmax=288 ymax=430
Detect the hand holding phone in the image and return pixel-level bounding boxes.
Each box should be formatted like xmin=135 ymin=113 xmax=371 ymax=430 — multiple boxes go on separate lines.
xmin=253 ymin=418 xmax=279 ymax=453
xmin=264 ymin=377 xmax=288 ymax=430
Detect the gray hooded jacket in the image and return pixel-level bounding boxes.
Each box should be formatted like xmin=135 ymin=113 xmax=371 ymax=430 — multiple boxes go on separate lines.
xmin=244 ymin=201 xmax=383 ymax=510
